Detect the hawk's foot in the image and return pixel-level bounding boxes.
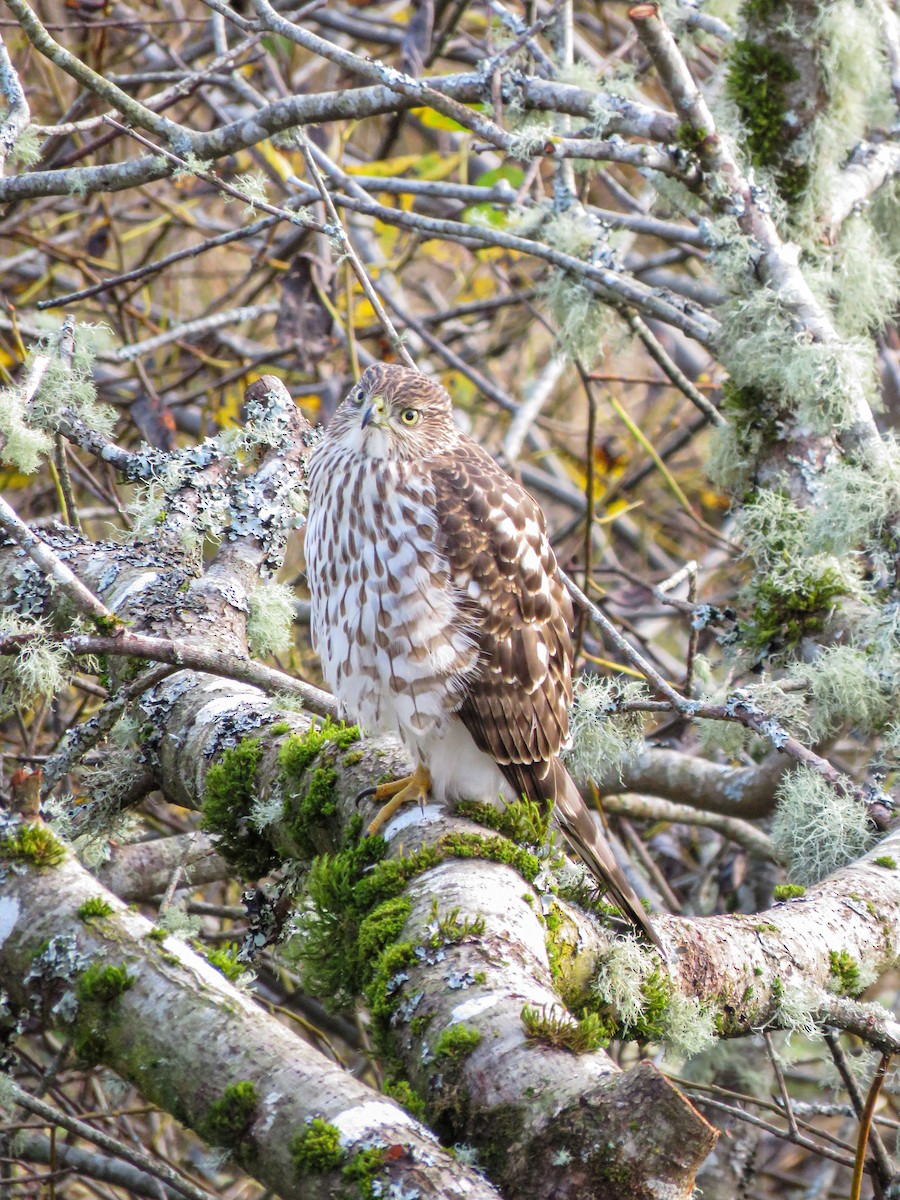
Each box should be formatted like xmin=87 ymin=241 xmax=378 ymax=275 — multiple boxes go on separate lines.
xmin=361 ymin=764 xmax=432 ymax=835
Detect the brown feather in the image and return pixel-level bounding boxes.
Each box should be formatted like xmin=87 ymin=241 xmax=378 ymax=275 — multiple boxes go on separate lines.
xmin=429 ymin=436 xmax=662 ymax=949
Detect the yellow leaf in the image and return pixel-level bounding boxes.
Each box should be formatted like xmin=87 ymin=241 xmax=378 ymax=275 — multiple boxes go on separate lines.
xmin=347 ymin=154 xmax=424 ymax=177
xmin=256 ymin=139 xmax=299 ymax=181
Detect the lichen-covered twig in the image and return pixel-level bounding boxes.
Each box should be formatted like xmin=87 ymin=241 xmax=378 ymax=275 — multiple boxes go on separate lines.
xmin=5 ymin=0 xmax=188 ymax=143
xmin=629 ymin=2 xmax=884 ymax=459
xmin=0 ymin=30 xmax=29 ymax=175
xmin=0 ymin=494 xmax=114 ymax=626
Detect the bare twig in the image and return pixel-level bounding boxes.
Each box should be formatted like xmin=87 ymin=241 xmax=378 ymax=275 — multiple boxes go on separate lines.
xmin=297 ymin=133 xmax=416 ymax=370
xmin=6 ymin=1080 xmax=218 ymax=1200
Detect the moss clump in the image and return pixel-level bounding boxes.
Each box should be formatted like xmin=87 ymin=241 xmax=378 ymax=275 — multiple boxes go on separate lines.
xmin=76 ymin=962 xmax=133 ymax=1003
xmin=439 ymin=831 xmax=540 ymax=883
xmin=290 ymin=1118 xmax=344 ymax=1174
xmin=433 ymin=1024 xmax=482 ymax=1062
xmin=456 ymin=797 xmax=551 ymax=847
xmin=426 ymin=900 xmax=486 ymax=947
xmin=726 ymin=39 xmax=808 ymax=202
xmin=875 ymin=856 xmax=897 ymax=869
xmin=739 ymin=564 xmax=848 ymax=660
xmin=358 ymin=897 xmax=412 ymax=963
xmin=773 ymin=883 xmax=806 ymax=900
xmin=279 ymin=720 xmax=360 ymax=858
xmin=0 ymin=822 xmax=66 ymax=868
xmin=676 ymin=123 xmax=709 ymax=153
xmin=72 ymin=962 xmax=134 ymax=1063
xmin=202 ymin=1081 xmax=258 ymax=1147
xmin=522 ymin=1003 xmax=610 ymax=1052
xmin=269 ymin=721 xmax=291 ymax=736
xmin=206 ymin=943 xmax=245 ymax=983
xmin=383 ymin=1077 xmax=426 ymax=1120
xmin=77 ymin=896 xmax=114 ymax=921
xmin=828 ymin=949 xmax=862 ymax=995
xmin=367 ymin=941 xmax=418 ymax=1036
xmin=291 ymin=832 xmax=437 ymax=1010
xmin=280 ymin=720 xmax=360 ymax=777
xmin=201 ymin=738 xmax=276 ymax=879
xmin=342 ymin=1147 xmax=386 ymax=1198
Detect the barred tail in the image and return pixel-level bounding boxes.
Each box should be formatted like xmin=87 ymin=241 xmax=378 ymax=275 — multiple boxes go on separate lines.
xmin=550 ymin=759 xmax=664 ymax=952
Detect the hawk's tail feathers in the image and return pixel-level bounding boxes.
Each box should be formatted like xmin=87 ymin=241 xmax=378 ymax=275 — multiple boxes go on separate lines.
xmin=551 ymin=761 xmax=664 ymax=953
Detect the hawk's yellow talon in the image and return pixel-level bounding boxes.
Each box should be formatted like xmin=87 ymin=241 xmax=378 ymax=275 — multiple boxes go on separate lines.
xmin=366 ymin=764 xmax=431 ymax=835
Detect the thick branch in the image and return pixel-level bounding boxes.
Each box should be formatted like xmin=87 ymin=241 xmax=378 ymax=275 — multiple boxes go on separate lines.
xmin=0 ymin=843 xmax=496 ymax=1200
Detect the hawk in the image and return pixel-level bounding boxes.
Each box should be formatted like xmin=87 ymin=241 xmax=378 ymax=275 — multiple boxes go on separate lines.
xmin=305 ymin=363 xmax=661 ymax=949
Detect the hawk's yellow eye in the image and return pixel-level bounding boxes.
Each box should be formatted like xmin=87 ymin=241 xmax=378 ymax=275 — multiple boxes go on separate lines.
xmin=400 ymin=408 xmax=419 ymax=425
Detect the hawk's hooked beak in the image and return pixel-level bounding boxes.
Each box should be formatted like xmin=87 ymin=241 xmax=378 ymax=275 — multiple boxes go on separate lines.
xmin=361 ymin=395 xmax=386 ymax=429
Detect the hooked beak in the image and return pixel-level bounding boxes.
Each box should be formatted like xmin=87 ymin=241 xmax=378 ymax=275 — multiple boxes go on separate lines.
xmin=361 ymin=395 xmax=386 ymax=429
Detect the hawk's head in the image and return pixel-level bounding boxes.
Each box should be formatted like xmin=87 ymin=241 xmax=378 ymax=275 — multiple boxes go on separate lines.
xmin=327 ymin=363 xmax=457 ymax=460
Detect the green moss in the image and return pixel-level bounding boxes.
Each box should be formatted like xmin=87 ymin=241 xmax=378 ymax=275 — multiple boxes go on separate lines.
xmin=426 ymin=900 xmax=486 ymax=947
xmin=355 ymin=845 xmax=443 ymax=910
xmin=773 ymin=883 xmax=806 ymax=900
xmin=147 ymin=925 xmax=168 ymax=943
xmin=343 ymin=749 xmax=364 ymax=766
xmin=828 ymin=949 xmax=862 ymax=996
xmin=93 ymin=612 xmax=123 ymax=635
xmin=433 ymin=1024 xmax=482 ymax=1061
xmin=410 ymin=1013 xmax=433 ymax=1038
xmin=71 ymin=961 xmax=134 ymax=1063
xmin=269 ymin=721 xmax=291 ymax=736
xmin=279 ymin=720 xmax=360 ymax=858
xmin=280 ymin=719 xmax=360 ymax=778
xmin=875 ymin=856 xmax=897 ymax=869
xmin=290 ymin=1118 xmax=344 ymax=1173
xmin=743 ymin=0 xmax=783 ymax=18
xmin=201 ymin=738 xmax=276 ymax=879
xmin=367 ymin=941 xmax=418 ymax=1035
xmin=76 ymin=962 xmax=133 ymax=1003
xmin=202 ymin=1081 xmax=258 ymax=1147
xmin=77 ymin=897 xmax=114 ymax=921
xmin=293 ymin=835 xmax=441 ymax=1010
xmin=438 ymin=832 xmax=540 ymax=883
xmin=676 ymin=122 xmax=709 ymax=153
xmin=357 ymin=898 xmax=412 ymax=963
xmin=596 ymin=967 xmax=673 ymax=1043
xmin=726 ymin=39 xmax=807 ymax=202
xmin=342 ymin=1147 xmax=386 ymax=1199
xmin=0 ymin=822 xmax=66 ymax=868
xmin=521 ymin=1004 xmax=610 ymax=1052
xmin=206 ymin=943 xmax=245 ymax=983
xmin=383 ymin=1077 xmax=426 ymax=1120
xmin=472 ymin=1102 xmax=527 ymax=1177
xmin=740 ymin=564 xmax=848 ymax=660
xmin=456 ymin=797 xmax=551 ymax=847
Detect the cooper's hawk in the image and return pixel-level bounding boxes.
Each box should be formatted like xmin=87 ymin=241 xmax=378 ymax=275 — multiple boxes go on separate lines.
xmin=305 ymin=363 xmax=661 ymax=949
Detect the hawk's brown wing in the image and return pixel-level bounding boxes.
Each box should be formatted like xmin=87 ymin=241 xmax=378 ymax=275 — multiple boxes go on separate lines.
xmin=430 ymin=435 xmax=664 ymax=952
xmin=429 ymin=436 xmax=572 ymax=803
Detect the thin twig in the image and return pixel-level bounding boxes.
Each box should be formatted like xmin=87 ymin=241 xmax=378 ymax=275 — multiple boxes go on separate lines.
xmin=825 ymin=1029 xmax=894 ymax=1182
xmin=53 ymin=316 xmax=81 ymax=532
xmin=297 ymin=133 xmax=416 ymax=370
xmin=850 ymin=1053 xmax=892 ymax=1200
xmin=6 ymin=1080 xmax=219 ymax=1200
